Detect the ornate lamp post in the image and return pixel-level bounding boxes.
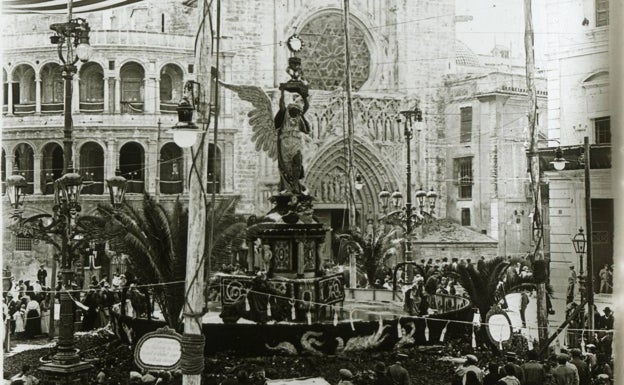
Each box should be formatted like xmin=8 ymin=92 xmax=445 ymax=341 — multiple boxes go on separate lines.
xmin=373 ymin=106 xmax=438 ymax=282
xmin=49 ymin=15 xmax=92 ymax=174
xmin=7 ymin=167 xmax=127 ymax=384
xmin=6 ymin=170 xmax=28 ymax=215
xmin=106 ymin=169 xmax=128 ymax=210
xmin=572 ymin=228 xmax=587 ymax=312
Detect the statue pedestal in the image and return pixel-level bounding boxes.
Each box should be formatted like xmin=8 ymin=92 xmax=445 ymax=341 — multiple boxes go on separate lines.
xmin=219 ymin=192 xmax=345 ymax=324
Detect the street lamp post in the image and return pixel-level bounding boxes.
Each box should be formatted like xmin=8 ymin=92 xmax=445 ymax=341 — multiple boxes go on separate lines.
xmin=550 ymin=136 xmax=594 ymax=332
xmin=7 ymin=167 xmax=126 ymax=384
xmin=374 ymin=106 xmax=438 ymax=282
xmin=49 ymin=16 xmax=93 ymax=174
xmin=572 ymin=228 xmax=588 ymax=325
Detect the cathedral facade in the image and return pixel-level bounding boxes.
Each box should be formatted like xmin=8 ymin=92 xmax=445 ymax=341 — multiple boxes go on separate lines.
xmin=2 ymin=0 xmax=456 ymax=277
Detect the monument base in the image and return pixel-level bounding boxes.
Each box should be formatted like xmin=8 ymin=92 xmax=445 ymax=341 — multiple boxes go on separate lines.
xmin=38 ymin=359 xmax=94 ymax=385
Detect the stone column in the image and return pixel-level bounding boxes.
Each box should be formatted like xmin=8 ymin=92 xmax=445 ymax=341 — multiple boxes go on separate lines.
xmin=143 ymin=78 xmax=152 ymax=113
xmin=183 ymin=149 xmax=190 ymax=194
xmin=35 ymin=76 xmax=41 ymax=114
xmin=154 ymin=78 xmax=160 ymax=113
xmin=7 ymin=81 xmax=14 ymax=115
xmin=146 ymin=138 xmax=156 ymax=194
xmin=33 ymin=154 xmax=42 ymax=194
xmin=72 ymin=75 xmax=80 ymax=113
xmin=114 ymin=77 xmax=121 ymax=113
xmin=103 ymin=76 xmax=110 ymax=113
xmin=106 ymin=139 xmax=117 ymax=177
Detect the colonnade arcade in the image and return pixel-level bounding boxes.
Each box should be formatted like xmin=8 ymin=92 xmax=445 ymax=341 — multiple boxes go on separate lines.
xmin=0 ymin=140 xmax=222 ymax=197
xmin=2 ymin=61 xmax=186 ymax=115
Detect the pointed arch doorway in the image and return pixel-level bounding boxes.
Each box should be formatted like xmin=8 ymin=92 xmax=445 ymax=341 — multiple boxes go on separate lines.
xmin=304 ymin=138 xmax=402 ymax=265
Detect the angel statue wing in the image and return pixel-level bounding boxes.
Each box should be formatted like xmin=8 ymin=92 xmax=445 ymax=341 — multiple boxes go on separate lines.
xmin=219 ymin=81 xmax=278 ymax=160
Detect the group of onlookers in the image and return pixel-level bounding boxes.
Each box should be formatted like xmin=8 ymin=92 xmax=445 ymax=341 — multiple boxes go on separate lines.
xmin=2 ymin=266 xmax=154 ymax=349
xmin=3 ymin=265 xmax=53 ymax=342
xmin=452 ymin=347 xmax=614 ymax=385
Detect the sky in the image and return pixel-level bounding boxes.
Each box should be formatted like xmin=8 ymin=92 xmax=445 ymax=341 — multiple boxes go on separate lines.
xmin=455 ymin=0 xmax=548 ymax=65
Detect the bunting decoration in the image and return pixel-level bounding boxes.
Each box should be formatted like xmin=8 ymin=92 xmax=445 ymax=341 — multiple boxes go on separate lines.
xmin=439 ymin=320 xmax=450 ymax=342
xmin=2 ymin=0 xmax=145 ymax=14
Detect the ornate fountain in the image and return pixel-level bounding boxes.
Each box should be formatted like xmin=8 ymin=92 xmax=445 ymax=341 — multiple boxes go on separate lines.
xmin=218 ymin=35 xmax=345 ymax=324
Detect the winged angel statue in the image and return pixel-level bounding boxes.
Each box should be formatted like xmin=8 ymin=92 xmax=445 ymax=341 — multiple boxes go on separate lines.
xmin=220 ymin=80 xmax=311 ymax=196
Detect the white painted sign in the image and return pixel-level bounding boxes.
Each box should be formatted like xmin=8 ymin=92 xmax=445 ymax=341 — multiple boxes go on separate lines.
xmin=134 ymin=327 xmax=183 ymax=371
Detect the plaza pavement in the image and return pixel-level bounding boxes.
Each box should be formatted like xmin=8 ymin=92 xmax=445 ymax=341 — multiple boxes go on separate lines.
xmin=504 ymin=291 xmax=615 ymax=347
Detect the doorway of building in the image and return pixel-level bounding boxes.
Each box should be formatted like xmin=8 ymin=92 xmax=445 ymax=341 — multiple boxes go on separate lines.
xmin=591 ymin=199 xmax=613 ymax=293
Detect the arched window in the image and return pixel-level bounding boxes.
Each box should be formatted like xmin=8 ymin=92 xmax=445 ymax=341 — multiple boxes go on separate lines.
xmin=79 ymin=62 xmax=104 ymax=112
xmin=119 ymin=142 xmax=145 ymax=193
xmin=14 ymin=143 xmax=34 ymax=194
xmin=159 ymin=64 xmax=184 ymax=112
xmin=41 ymin=142 xmax=63 ymax=195
xmin=41 ymin=63 xmax=64 ymax=113
xmin=79 ymin=142 xmax=105 ymax=194
xmin=12 ymin=64 xmax=36 ymax=114
xmin=298 ymin=12 xmax=371 ymax=91
xmin=120 ymin=62 xmax=145 ymax=113
xmin=160 ymin=142 xmax=183 ymax=194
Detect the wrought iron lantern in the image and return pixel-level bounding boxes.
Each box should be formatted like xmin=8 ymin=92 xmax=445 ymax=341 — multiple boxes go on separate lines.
xmin=106 ymin=169 xmax=128 ymax=210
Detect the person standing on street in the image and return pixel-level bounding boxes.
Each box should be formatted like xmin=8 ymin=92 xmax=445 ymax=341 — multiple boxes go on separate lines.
xmin=520 ymin=289 xmax=530 ymax=328
xmin=551 ymin=354 xmax=578 ymax=385
xmin=454 ymin=354 xmax=484 ymax=385
xmin=37 ymin=265 xmax=47 ymax=287
xmin=373 ymin=362 xmax=389 ymax=385
xmin=566 ymin=266 xmax=576 ymax=304
xmin=388 ymin=353 xmax=411 ymax=385
xmin=497 ymin=364 xmax=521 ymax=385
xmin=521 ymin=350 xmax=545 ymax=385
xmin=598 ymin=264 xmax=609 ymax=293
xmin=569 ymin=349 xmax=589 ymax=385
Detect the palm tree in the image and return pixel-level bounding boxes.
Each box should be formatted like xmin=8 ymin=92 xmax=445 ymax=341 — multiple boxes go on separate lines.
xmin=454 ymin=256 xmax=553 ymax=322
xmin=333 ymin=225 xmax=402 ymax=286
xmin=96 ymin=195 xmax=188 ymax=329
xmin=455 ymin=256 xmax=511 ymax=322
xmin=96 ymin=193 xmax=244 ymax=329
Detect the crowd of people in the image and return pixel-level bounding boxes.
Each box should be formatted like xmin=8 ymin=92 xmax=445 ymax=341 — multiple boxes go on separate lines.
xmin=445 ymin=347 xmax=614 ymax=385
xmin=2 ymin=266 xmax=154 ymax=348
xmin=2 ymin=265 xmax=54 ymax=342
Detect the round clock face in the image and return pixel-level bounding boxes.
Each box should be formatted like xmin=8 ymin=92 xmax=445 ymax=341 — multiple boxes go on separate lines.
xmin=287 ymin=35 xmax=303 ymax=52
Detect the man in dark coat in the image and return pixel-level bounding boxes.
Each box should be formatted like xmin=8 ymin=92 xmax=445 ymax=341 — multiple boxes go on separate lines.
xmin=505 ymin=352 xmax=525 ymax=385
xmin=522 ymin=350 xmax=545 ymax=385
xmin=388 ymin=353 xmax=411 ymax=385
xmin=551 ymin=354 xmax=578 ymax=385
xmin=569 ymin=349 xmax=589 ymax=385
xmin=37 ymin=265 xmax=48 ymax=286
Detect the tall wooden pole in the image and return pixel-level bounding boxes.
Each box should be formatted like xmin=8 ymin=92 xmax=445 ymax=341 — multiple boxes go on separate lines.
xmin=342 ymin=0 xmax=357 ymax=229
xmin=583 ymin=136 xmax=594 ymax=332
xmin=523 ymin=0 xmax=549 ymax=350
xmin=181 ymin=0 xmax=211 ymax=383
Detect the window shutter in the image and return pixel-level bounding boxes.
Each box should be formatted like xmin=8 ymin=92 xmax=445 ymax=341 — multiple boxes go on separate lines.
xmin=460 ymin=107 xmax=472 ymax=143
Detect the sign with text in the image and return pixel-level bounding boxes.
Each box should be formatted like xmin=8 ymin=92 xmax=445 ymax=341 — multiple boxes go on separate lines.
xmin=134 ymin=327 xmax=182 ymax=371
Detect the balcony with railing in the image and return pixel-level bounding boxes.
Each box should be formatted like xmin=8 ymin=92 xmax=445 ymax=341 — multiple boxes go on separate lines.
xmin=79 ymin=101 xmax=104 ymax=113
xmin=41 ymin=103 xmax=64 ymax=113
